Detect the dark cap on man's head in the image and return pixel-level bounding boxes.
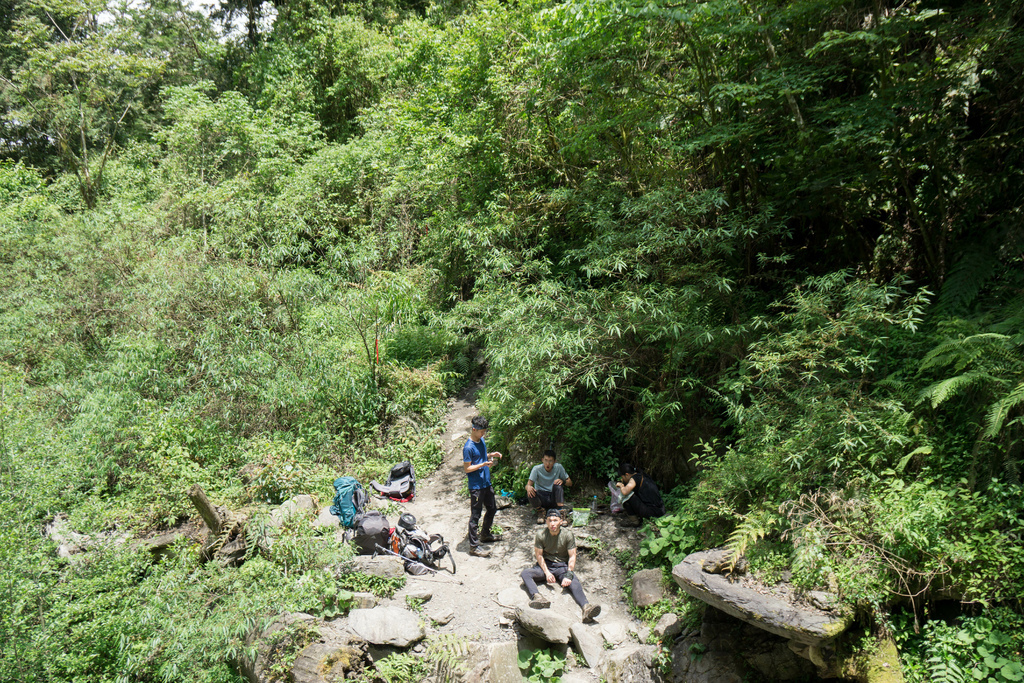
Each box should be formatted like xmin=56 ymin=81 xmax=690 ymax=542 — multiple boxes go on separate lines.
xmin=546 ymin=509 xmax=562 ymax=519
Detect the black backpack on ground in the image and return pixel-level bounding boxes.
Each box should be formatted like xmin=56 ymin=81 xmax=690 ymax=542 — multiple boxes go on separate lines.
xmin=370 ymin=461 xmax=416 ymax=501
xmin=351 ymin=511 xmax=391 ymax=555
xmin=391 ymin=512 xmax=456 ymax=575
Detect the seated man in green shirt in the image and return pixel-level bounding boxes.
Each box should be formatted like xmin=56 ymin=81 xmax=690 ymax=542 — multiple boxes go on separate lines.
xmin=520 ymin=509 xmax=601 ymax=623
xmin=526 ymin=449 xmax=572 ymax=524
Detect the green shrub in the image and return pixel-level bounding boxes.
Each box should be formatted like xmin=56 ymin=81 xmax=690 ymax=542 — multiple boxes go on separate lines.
xmin=746 ymin=539 xmax=792 ymax=585
xmin=244 ymin=438 xmax=312 ymax=506
xmin=638 ymin=496 xmax=708 ymax=569
xmin=373 ymin=651 xmax=432 ymax=683
xmin=784 ymin=478 xmax=1024 ymax=612
xmin=336 ymin=571 xmax=405 ymax=597
xmin=517 ymin=647 xmax=565 ymax=683
xmin=387 ymin=324 xmax=467 ymax=368
xmin=894 ymin=612 xmax=1024 ymax=683
xmin=490 ymin=458 xmax=533 ymax=501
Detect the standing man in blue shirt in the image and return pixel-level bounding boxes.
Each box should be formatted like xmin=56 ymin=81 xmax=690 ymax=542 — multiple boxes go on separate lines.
xmin=464 ymin=415 xmax=503 ymax=557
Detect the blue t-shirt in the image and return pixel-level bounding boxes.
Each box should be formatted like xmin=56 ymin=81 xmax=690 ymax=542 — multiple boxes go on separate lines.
xmin=463 ymin=438 xmax=491 ymax=490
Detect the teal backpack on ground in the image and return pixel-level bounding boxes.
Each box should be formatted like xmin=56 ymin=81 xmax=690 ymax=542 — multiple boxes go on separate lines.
xmin=330 ymin=476 xmax=367 ymax=528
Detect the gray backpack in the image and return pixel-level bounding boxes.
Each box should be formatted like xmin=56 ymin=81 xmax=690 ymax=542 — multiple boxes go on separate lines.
xmin=351 ymin=511 xmax=390 ymax=555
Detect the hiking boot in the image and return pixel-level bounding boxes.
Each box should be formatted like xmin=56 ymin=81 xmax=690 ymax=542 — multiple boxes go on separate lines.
xmin=618 ymin=515 xmax=641 ymax=528
xmin=468 ymin=546 xmax=491 ymax=558
xmin=529 ymin=593 xmax=550 ymax=609
xmin=582 ymin=603 xmax=602 ymax=623
xmin=536 ymin=513 xmax=546 ymax=525
xmin=480 ymin=532 xmax=502 ymax=543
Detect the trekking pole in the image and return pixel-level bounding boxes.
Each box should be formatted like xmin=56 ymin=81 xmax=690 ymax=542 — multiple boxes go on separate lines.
xmin=373 ymin=544 xmax=438 ymax=574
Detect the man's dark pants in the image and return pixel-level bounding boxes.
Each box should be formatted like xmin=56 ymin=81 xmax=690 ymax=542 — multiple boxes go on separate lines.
xmin=469 ymin=486 xmax=497 ymax=548
xmin=521 ymin=561 xmax=588 ymax=607
xmin=528 ymin=485 xmax=565 ymax=511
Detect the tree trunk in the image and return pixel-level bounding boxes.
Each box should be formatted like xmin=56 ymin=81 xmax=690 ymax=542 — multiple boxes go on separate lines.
xmin=188 ymin=483 xmax=226 ymax=537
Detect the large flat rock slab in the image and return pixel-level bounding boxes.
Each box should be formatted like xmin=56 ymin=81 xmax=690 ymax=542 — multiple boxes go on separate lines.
xmin=348 ymin=606 xmax=424 ymax=647
xmin=672 ymin=550 xmax=851 ymax=646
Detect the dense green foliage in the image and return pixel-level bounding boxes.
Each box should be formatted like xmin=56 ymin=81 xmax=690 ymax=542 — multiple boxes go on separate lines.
xmin=2 ymin=0 xmax=1023 ymax=678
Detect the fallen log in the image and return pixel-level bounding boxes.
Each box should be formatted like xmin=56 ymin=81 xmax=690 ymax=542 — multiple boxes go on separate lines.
xmin=188 ymin=483 xmax=227 ymax=537
xmin=189 ymin=484 xmax=247 ymax=566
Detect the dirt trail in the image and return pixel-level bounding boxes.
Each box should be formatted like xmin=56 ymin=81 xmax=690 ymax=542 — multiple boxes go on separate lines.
xmin=384 ymin=380 xmax=646 ymax=669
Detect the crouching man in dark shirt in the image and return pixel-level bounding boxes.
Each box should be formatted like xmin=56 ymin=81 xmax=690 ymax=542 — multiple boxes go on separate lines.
xmin=615 ymin=462 xmax=665 ymax=519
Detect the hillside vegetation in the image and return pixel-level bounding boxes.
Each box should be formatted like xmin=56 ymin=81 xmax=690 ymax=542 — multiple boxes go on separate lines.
xmin=1 ymin=0 xmax=1022 ymax=679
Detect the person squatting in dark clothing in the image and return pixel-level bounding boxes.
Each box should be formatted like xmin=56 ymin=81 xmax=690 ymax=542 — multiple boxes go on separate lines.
xmin=520 ymin=508 xmax=602 ymax=623
xmin=463 ymin=415 xmax=502 ymax=557
xmin=526 ymin=449 xmax=572 ymax=524
xmin=615 ymin=462 xmax=665 ymax=519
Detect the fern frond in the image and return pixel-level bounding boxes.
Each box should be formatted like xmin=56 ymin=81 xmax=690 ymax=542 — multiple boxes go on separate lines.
xmin=934 ymin=247 xmax=997 ymax=316
xmin=918 ymin=371 xmax=999 ymax=409
xmin=919 ymin=334 xmax=1010 ymax=374
xmin=990 ymin=295 xmax=1024 ymax=343
xmin=983 ymin=380 xmax=1024 ymax=439
xmin=926 ymin=654 xmax=967 ymax=683
xmin=426 ymin=633 xmax=470 ymax=683
xmin=875 ymin=376 xmax=916 ymax=402
xmin=725 ymin=509 xmax=777 ymax=572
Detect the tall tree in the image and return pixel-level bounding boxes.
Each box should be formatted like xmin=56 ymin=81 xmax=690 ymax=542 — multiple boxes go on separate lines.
xmin=1 ymin=0 xmax=166 ymax=206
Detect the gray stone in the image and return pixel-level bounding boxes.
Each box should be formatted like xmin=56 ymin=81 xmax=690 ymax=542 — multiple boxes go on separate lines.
xmin=514 ymin=606 xmax=572 ymax=644
xmin=428 ymin=607 xmax=455 ymax=625
xmin=351 ymin=592 xmax=377 ymax=609
xmin=487 ymin=641 xmax=524 ymax=683
xmin=808 ymin=590 xmax=839 ymax=611
xmin=291 ymin=637 xmax=368 ymax=683
xmin=45 ymin=515 xmax=90 ymax=557
xmin=496 ymin=586 xmax=529 ymax=608
xmin=669 ymin=638 xmax=746 ymax=683
xmin=673 ymin=550 xmax=853 ymax=645
xmin=597 ymin=644 xmax=656 ymax=683
xmin=673 ymin=610 xmax=819 ymax=682
xmin=701 ymin=548 xmax=732 ymax=574
xmin=557 ymin=675 xmax=592 ymax=683
xmin=314 ymin=506 xmax=340 ymax=529
xmin=653 ymin=612 xmax=683 ymax=641
xmin=405 ymin=589 xmax=433 ymax=602
xmin=216 ymin=537 xmax=247 ymax=567
xmin=270 ymin=495 xmax=317 ymax=527
xmin=700 ymin=548 xmax=748 ymax=575
xmin=573 ymin=533 xmax=602 ymax=551
xmin=349 ymin=606 xmax=425 ymax=647
xmin=351 ymin=555 xmax=406 ymax=579
xmin=57 ymin=543 xmax=83 ymax=558
xmin=239 ymin=613 xmax=368 ymax=683
xmin=569 ymin=622 xmax=605 ymax=668
xmin=745 ymin=639 xmax=819 ymax=680
xmin=140 ymin=532 xmax=190 ymax=558
xmin=600 ymin=621 xmax=631 ymax=647
xmin=631 ymin=568 xmax=665 ymax=608
xmin=459 ymin=641 xmax=525 ymax=683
